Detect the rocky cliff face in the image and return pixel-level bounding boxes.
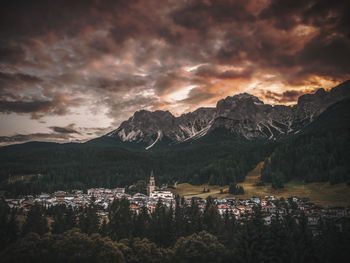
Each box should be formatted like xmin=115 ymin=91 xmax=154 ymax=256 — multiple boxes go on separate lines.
xmin=106 ymin=108 xmax=216 ymax=147
xmin=105 ymin=80 xmax=350 ymax=149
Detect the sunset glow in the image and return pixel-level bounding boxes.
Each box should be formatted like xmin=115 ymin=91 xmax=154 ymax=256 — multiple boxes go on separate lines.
xmin=0 ymin=0 xmax=349 ymax=145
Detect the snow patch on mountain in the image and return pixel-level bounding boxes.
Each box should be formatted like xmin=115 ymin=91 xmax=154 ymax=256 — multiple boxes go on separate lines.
xmin=103 ymin=80 xmax=350 ymax=146
xmin=145 ymin=130 xmax=162 ymax=150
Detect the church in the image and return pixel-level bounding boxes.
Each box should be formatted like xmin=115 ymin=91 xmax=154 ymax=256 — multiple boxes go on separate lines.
xmin=147 ymin=170 xmax=156 ymax=195
xmin=147 ymin=171 xmax=174 ymax=199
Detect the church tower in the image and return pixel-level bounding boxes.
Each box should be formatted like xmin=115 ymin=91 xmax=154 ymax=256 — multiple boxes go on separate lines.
xmin=148 ymin=171 xmax=156 ymax=196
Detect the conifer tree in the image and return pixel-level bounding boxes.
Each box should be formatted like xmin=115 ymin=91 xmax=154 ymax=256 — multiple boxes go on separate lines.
xmin=22 ymin=203 xmax=49 ymax=236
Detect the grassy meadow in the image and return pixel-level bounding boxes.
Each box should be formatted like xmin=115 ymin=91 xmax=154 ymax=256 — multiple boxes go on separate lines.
xmin=170 ymin=162 xmax=350 ymax=207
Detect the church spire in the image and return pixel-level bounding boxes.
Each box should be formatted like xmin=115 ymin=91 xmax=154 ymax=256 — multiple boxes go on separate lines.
xmin=148 ymin=171 xmax=156 ymax=196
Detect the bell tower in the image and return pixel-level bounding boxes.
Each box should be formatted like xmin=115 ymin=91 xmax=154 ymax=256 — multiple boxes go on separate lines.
xmin=148 ymin=170 xmax=156 ymax=196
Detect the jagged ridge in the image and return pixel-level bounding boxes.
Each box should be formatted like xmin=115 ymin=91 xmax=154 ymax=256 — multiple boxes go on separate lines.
xmin=105 ymin=80 xmax=350 ymax=149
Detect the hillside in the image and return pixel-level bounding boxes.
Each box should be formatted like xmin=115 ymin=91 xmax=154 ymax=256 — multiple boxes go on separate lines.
xmin=0 ymin=84 xmax=349 ymax=196
xmin=171 ymin=161 xmax=350 ymax=207
xmin=261 ymin=98 xmax=350 ymax=185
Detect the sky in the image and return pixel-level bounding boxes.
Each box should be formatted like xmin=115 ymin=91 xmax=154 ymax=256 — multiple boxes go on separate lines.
xmin=0 ymin=0 xmax=349 ymax=145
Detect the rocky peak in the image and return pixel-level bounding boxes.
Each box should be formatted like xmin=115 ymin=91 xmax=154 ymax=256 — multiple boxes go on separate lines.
xmin=131 ymin=110 xmax=176 ymax=127
xmin=216 ymin=93 xmax=267 ymax=120
xmin=295 ymin=81 xmax=350 ymax=123
xmin=105 ymin=80 xmax=350 ymax=147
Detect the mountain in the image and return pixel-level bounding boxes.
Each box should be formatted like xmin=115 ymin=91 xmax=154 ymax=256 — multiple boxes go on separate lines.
xmin=260 ymin=97 xmax=350 ymax=185
xmin=103 ymin=107 xmax=216 ymax=148
xmin=1 ymin=81 xmax=349 ymax=195
xmin=103 ymin=80 xmax=350 ymax=149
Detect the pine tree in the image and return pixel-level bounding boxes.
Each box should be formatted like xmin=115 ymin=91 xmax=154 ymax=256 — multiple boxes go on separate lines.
xmin=108 ymin=198 xmax=132 ymax=240
xmin=22 ymin=203 xmax=48 ymax=236
xmin=0 ymin=198 xmax=18 ymax=247
xmin=79 ymin=200 xmax=99 ymax=235
xmin=133 ymin=205 xmax=150 ymax=238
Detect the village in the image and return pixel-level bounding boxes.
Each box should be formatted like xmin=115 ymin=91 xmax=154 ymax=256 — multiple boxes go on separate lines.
xmin=5 ymin=174 xmax=350 ymax=231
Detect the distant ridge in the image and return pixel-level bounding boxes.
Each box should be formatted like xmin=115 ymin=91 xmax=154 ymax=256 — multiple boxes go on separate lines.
xmin=102 ymin=80 xmax=350 ymax=149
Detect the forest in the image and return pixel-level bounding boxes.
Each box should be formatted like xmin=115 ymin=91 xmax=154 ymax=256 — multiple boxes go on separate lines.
xmin=261 ymin=99 xmax=350 ymax=188
xmin=0 ymin=136 xmax=272 ymax=196
xmin=0 ymin=99 xmax=349 ymax=196
xmin=1 ymin=196 xmax=350 ymax=263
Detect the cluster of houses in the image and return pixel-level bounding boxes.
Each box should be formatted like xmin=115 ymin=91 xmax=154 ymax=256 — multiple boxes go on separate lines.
xmin=4 ymin=175 xmax=349 ymax=231
xmin=5 ymin=189 xmax=349 ymax=229
xmin=5 ymin=187 xmax=174 ymax=212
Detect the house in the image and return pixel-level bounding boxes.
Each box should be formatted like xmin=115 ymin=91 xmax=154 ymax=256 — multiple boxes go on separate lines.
xmin=130 ymin=203 xmax=139 ymax=211
xmin=218 ymin=204 xmax=233 ymax=215
xmin=150 ymin=190 xmax=173 ymax=200
xmin=237 ymin=205 xmax=246 ymax=213
xmin=72 ymin=190 xmax=83 ymax=195
xmin=251 ymin=197 xmax=260 ymax=204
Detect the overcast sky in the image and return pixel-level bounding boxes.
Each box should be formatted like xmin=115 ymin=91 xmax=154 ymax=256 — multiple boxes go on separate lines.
xmin=0 ymin=0 xmax=349 ymax=145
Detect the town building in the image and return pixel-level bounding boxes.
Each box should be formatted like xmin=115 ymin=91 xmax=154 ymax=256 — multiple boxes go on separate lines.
xmin=150 ymin=190 xmax=174 ymax=200
xmin=147 ymin=171 xmax=156 ymax=196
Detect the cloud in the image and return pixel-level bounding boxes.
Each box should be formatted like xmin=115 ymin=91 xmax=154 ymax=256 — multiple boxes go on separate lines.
xmin=195 ymin=65 xmax=253 ymax=80
xmin=0 ymin=0 xmax=349 ymax=143
xmin=0 ymin=72 xmax=42 ymax=85
xmin=0 ymin=100 xmax=54 ymax=114
xmin=264 ymin=89 xmax=317 ymax=104
xmin=49 ymin=124 xmax=80 ymax=134
xmin=172 ymin=0 xmax=256 ymax=33
xmin=0 ymin=42 xmax=26 ymax=63
xmin=0 ymin=132 xmax=73 ymax=145
xmin=0 ymin=93 xmax=78 ymax=119
xmin=94 ymin=76 xmax=148 ymax=92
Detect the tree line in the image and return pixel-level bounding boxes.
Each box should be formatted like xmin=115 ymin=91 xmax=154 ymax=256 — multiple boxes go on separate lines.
xmin=260 ymin=98 xmax=350 ymax=188
xmin=1 ymin=196 xmax=349 ymax=263
xmin=0 ymin=139 xmax=272 ymax=196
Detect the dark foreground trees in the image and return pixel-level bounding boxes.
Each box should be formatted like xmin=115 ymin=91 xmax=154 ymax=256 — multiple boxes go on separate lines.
xmin=173 ymin=231 xmax=226 ymax=263
xmin=1 ymin=230 xmax=125 ymax=263
xmin=1 ymin=198 xmax=350 ymax=263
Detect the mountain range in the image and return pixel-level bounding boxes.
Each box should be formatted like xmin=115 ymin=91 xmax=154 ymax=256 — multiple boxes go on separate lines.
xmin=100 ymin=80 xmax=350 ymax=149
xmin=1 ymin=80 xmax=349 ymax=194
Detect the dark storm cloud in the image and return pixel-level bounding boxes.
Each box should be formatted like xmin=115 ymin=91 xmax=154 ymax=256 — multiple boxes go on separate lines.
xmin=295 ymin=33 xmax=350 ymax=78
xmin=94 ymin=76 xmax=147 ymax=92
xmin=0 ymin=0 xmax=134 ymax=39
xmin=0 ymin=72 xmax=41 ymax=84
xmin=172 ymin=0 xmax=256 ymax=33
xmin=0 ymin=94 xmax=77 ymax=119
xmin=260 ymin=0 xmax=350 ymax=35
xmin=49 ymin=124 xmax=80 ymax=134
xmin=0 ymin=0 xmax=350 ymax=144
xmin=0 ymin=100 xmax=53 ymax=114
xmin=257 ymin=0 xmax=350 ymax=81
xmin=264 ymin=89 xmax=314 ymax=104
xmin=0 ymin=42 xmax=26 ymax=63
xmin=259 ymin=0 xmax=308 ymax=30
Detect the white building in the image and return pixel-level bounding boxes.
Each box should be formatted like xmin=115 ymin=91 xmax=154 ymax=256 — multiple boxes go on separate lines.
xmin=150 ymin=190 xmax=173 ymax=200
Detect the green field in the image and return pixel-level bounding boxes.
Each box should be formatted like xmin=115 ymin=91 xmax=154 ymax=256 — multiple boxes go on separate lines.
xmin=170 ymin=162 xmax=350 ymax=207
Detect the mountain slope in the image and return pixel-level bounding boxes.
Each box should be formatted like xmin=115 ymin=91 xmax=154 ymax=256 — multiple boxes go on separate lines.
xmin=104 ymin=80 xmax=350 ymax=149
xmin=0 ymin=81 xmax=349 ymax=195
xmin=261 ymin=98 xmax=350 ymax=185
